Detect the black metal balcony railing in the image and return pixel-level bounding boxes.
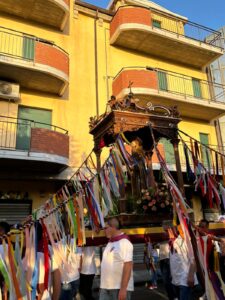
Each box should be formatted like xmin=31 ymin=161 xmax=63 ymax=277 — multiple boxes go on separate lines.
xmin=0 ymin=115 xmax=68 ymax=151
xmin=158 ymin=139 xmax=225 ymax=169
xmin=0 ymin=26 xmax=68 ymax=62
xmin=115 ymin=67 xmax=225 ymax=104
xmin=149 ymin=6 xmax=223 ymax=49
xmin=154 ymin=69 xmax=225 ymax=103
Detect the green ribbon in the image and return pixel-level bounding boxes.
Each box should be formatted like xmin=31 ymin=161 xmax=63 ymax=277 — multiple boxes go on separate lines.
xmin=15 ymin=236 xmax=27 ymax=297
xmin=67 ymin=198 xmax=78 ymax=250
xmin=0 ymin=255 xmax=11 ymax=292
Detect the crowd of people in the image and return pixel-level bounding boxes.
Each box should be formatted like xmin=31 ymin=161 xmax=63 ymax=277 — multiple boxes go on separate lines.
xmin=0 ymin=217 xmax=224 ymax=300
xmin=144 ymin=219 xmax=225 ymax=300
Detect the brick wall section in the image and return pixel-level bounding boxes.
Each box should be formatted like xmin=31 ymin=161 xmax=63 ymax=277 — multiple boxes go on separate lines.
xmin=112 ymin=69 xmax=158 ymax=97
xmin=110 ymin=7 xmax=152 ymax=37
xmin=35 ymin=42 xmax=69 ymax=75
xmin=30 ymin=128 xmax=69 ymax=158
xmin=152 ymin=143 xmax=165 ymax=163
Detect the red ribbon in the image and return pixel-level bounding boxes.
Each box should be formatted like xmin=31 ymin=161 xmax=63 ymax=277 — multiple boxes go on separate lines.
xmin=41 ymin=220 xmax=50 ymax=291
xmin=109 ymin=234 xmax=130 ymax=243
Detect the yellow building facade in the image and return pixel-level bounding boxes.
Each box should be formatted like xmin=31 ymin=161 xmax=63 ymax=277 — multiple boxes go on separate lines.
xmin=0 ymin=0 xmax=224 ymax=222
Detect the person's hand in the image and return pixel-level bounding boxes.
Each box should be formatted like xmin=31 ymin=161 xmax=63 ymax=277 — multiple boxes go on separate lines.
xmin=187 ymin=275 xmax=194 ymax=287
xmin=118 ymin=288 xmax=127 ymax=300
xmin=207 ymin=234 xmax=215 ymax=240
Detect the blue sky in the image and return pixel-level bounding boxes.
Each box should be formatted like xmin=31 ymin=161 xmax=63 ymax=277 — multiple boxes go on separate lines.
xmin=84 ymin=0 xmax=225 ymax=30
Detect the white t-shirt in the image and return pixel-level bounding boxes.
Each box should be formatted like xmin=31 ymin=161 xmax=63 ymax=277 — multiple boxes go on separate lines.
xmin=0 ymin=244 xmax=7 ymax=259
xmin=170 ymin=235 xmax=198 ymax=287
xmin=23 ymin=249 xmax=58 ymax=287
xmin=59 ymin=239 xmax=82 ymax=283
xmin=37 ymin=252 xmax=58 ymax=285
xmin=159 ymin=242 xmax=170 ymax=260
xmin=100 ymin=237 xmax=134 ymax=291
xmin=81 ymin=246 xmax=96 ymax=275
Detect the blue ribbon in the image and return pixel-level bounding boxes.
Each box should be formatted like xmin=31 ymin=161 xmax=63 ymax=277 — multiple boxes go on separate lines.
xmin=31 ymin=222 xmax=39 ymax=300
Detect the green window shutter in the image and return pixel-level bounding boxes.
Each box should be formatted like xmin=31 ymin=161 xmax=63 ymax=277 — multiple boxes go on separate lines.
xmin=153 ymin=20 xmax=161 ymax=28
xmin=158 ymin=71 xmax=168 ymax=91
xmin=160 ymin=138 xmax=175 ymax=164
xmin=192 ymin=79 xmax=202 ymax=98
xmin=199 ymin=133 xmax=210 ymax=166
xmin=16 ymin=107 xmax=52 ymax=150
xmin=199 ymin=133 xmax=209 ymax=145
xmin=23 ymin=36 xmax=35 ymax=60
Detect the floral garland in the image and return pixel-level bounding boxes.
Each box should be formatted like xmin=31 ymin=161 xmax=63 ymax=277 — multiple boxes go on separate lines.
xmin=136 ymin=184 xmax=173 ymax=214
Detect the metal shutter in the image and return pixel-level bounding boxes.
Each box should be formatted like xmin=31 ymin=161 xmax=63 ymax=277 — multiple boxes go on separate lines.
xmin=0 ymin=200 xmax=32 ymax=224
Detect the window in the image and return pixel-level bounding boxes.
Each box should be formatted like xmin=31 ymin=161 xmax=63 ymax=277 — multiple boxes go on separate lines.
xmin=23 ymin=36 xmax=35 ymax=60
xmin=16 ymin=106 xmax=52 ymax=150
xmin=158 ymin=71 xmax=168 ymax=91
xmin=199 ymin=133 xmax=210 ymax=166
xmin=160 ymin=138 xmax=175 ymax=164
xmin=192 ymin=78 xmax=202 ymax=98
xmin=153 ymin=20 xmax=161 ymax=28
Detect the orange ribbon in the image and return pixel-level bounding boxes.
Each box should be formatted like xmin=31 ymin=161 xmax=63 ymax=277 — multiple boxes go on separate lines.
xmin=73 ymin=196 xmax=83 ymax=246
xmin=7 ymin=237 xmax=23 ymax=300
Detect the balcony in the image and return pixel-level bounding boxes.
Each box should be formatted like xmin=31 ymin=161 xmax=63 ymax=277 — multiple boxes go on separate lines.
xmin=0 ymin=0 xmax=69 ymax=30
xmin=0 ymin=116 xmax=69 ymax=173
xmin=112 ymin=67 xmax=225 ymax=121
xmin=110 ymin=6 xmax=223 ymax=68
xmin=152 ymin=139 xmax=225 ymax=173
xmin=0 ymin=27 xmax=69 ymax=95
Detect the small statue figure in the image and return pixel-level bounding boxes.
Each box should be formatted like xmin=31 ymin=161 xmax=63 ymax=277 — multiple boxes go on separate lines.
xmin=89 ymin=116 xmax=98 ymax=129
xmin=169 ymin=106 xmax=180 ymax=118
xmin=131 ymin=137 xmax=145 ymax=158
xmin=108 ymin=95 xmax=117 ymax=110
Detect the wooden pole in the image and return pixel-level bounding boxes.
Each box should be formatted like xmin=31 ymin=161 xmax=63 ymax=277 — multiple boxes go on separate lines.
xmin=146 ymin=151 xmax=156 ymax=188
xmin=171 ymin=138 xmax=184 ymax=194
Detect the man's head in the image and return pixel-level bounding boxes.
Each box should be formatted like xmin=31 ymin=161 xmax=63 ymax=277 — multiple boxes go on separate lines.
xmin=162 ymin=220 xmax=173 ymax=232
xmin=199 ymin=219 xmax=209 ymax=230
xmin=104 ymin=217 xmax=120 ymax=239
xmin=0 ymin=221 xmax=10 ymax=236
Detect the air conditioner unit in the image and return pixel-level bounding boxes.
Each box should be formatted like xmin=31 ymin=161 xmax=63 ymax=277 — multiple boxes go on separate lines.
xmin=0 ymin=81 xmax=20 ymax=101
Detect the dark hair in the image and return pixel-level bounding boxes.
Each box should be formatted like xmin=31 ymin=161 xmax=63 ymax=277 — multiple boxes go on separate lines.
xmin=199 ymin=219 xmax=209 ymax=227
xmin=106 ymin=216 xmax=121 ymax=230
xmin=0 ymin=222 xmax=10 ymax=234
xmin=199 ymin=219 xmax=209 ymax=224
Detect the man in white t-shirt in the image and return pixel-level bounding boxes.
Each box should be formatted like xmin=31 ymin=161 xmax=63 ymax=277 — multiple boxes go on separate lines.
xmin=79 ymin=246 xmax=96 ymax=300
xmin=100 ymin=217 xmax=133 ymax=300
xmin=169 ymin=225 xmax=198 ymax=300
xmin=59 ymin=238 xmax=82 ymax=300
xmin=36 ymin=250 xmax=60 ymax=300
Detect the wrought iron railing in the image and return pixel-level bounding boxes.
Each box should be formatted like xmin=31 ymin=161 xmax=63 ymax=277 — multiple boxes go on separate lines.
xmin=0 ymin=26 xmax=68 ymax=62
xmin=114 ymin=67 xmax=225 ymax=103
xmin=150 ymin=7 xmax=223 ymax=49
xmin=0 ymin=115 xmax=68 ymax=151
xmin=156 ymin=139 xmax=225 ymax=170
xmin=154 ymin=69 xmax=225 ymax=103
xmin=115 ymin=5 xmax=223 ymax=49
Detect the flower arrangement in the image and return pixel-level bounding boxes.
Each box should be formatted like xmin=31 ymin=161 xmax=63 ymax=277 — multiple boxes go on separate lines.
xmin=136 ymin=184 xmax=173 ymax=214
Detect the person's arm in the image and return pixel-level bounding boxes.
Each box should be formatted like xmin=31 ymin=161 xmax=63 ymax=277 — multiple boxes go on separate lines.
xmin=220 ymin=238 xmax=225 ymax=256
xmin=52 ymin=269 xmax=61 ymax=300
xmin=118 ymin=261 xmax=133 ymax=300
xmin=79 ymin=254 xmax=83 ymax=273
xmin=187 ymin=261 xmax=196 ymax=287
